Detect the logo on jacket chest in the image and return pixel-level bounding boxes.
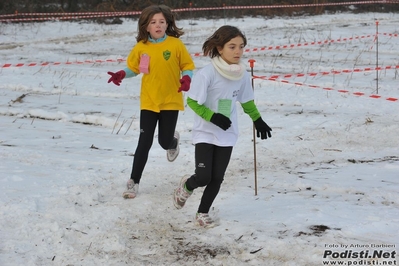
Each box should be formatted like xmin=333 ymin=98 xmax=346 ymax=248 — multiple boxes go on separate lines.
xmin=163 ymin=50 xmax=171 ymax=61
xmin=232 ymin=90 xmax=239 ymax=97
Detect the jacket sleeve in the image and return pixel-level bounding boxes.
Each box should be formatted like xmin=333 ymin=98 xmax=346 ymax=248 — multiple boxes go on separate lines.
xmin=241 ymin=100 xmax=261 ymax=121
xmin=123 ymin=67 xmax=138 ymax=78
xmin=187 ymin=97 xmax=214 ymax=122
xmin=181 ymin=70 xmax=193 ymax=79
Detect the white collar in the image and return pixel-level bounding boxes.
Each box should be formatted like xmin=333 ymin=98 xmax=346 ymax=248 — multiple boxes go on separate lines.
xmin=211 ymin=56 xmax=246 ymax=80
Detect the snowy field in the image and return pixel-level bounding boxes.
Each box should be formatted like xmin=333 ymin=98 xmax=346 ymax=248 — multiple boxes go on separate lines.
xmin=0 ymin=10 xmax=398 ymax=266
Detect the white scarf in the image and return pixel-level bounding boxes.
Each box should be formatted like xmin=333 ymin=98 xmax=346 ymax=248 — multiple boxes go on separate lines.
xmin=211 ymin=56 xmax=246 ymax=80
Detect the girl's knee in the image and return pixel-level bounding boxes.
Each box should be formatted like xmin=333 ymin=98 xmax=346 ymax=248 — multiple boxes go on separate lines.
xmin=194 ymin=173 xmax=224 ymax=187
xmin=190 ymin=173 xmax=211 ymax=187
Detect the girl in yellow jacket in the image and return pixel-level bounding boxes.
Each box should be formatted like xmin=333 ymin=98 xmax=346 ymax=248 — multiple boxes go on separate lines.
xmin=107 ymin=5 xmax=195 ymax=199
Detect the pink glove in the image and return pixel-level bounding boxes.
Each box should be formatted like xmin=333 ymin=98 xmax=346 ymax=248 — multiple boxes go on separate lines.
xmin=107 ymin=70 xmax=126 ymax=86
xmin=178 ymin=75 xmax=191 ymax=92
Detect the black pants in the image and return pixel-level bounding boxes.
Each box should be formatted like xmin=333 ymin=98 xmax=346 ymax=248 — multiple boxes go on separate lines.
xmin=130 ymin=110 xmax=178 ymax=184
xmin=186 ymin=143 xmax=233 ymax=214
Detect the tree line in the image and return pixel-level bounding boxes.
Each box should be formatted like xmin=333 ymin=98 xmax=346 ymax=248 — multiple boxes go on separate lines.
xmin=1 ymin=0 xmax=397 ymax=18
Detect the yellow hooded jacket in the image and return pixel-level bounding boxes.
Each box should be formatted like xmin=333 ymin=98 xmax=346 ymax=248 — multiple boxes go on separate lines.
xmin=126 ymin=36 xmax=195 ymax=113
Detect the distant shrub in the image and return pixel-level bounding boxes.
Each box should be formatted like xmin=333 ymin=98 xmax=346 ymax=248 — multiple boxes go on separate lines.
xmin=0 ymin=0 xmax=397 ymax=19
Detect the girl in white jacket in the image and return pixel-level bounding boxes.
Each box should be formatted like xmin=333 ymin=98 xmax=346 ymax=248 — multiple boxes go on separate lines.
xmin=173 ymin=25 xmax=272 ymax=228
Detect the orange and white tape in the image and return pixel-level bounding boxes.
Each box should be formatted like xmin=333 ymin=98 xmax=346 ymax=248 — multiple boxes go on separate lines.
xmin=2 ymin=32 xmax=396 ymax=69
xmin=253 ymin=75 xmax=398 ymax=103
xmin=0 ymin=1 xmax=398 ymax=22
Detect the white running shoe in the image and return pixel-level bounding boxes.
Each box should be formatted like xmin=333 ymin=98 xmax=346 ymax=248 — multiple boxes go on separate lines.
xmin=173 ymin=175 xmax=192 ymax=209
xmin=167 ymin=131 xmax=180 ymax=162
xmin=122 ymin=179 xmax=139 ymax=199
xmin=195 ymin=213 xmax=216 ymax=228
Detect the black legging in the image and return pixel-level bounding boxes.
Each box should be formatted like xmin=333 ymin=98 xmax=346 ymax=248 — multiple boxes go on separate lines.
xmin=130 ymin=110 xmax=178 ymax=184
xmin=186 ymin=143 xmax=233 ymax=214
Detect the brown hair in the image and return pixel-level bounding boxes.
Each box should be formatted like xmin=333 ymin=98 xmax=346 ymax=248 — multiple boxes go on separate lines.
xmin=202 ymin=25 xmax=247 ymax=58
xmin=136 ymin=5 xmax=184 ymax=43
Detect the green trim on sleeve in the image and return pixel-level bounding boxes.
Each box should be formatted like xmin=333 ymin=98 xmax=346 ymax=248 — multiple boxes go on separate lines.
xmin=241 ymin=100 xmax=261 ymax=121
xmin=187 ymin=97 xmax=214 ymax=122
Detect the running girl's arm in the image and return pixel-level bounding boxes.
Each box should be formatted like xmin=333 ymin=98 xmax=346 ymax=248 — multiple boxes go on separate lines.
xmin=181 ymin=70 xmax=193 ymax=79
xmin=242 ymin=100 xmax=272 ymax=139
xmin=123 ymin=67 xmax=138 ymax=78
xmin=241 ymin=100 xmax=261 ymax=121
xmin=187 ymin=97 xmax=214 ymax=121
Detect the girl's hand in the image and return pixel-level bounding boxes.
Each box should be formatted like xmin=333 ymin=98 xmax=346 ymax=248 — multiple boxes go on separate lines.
xmin=107 ymin=70 xmax=126 ymax=86
xmin=254 ymin=117 xmax=272 ymax=139
xmin=178 ymin=75 xmax=191 ymax=92
xmin=210 ymin=113 xmax=231 ymax=130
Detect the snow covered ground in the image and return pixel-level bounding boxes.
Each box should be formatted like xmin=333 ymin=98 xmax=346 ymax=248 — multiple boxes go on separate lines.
xmin=0 ymin=11 xmax=398 ymax=266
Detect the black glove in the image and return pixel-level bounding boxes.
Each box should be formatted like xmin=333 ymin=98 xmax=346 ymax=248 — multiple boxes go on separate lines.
xmin=254 ymin=117 xmax=272 ymax=139
xmin=210 ymin=113 xmax=232 ymax=131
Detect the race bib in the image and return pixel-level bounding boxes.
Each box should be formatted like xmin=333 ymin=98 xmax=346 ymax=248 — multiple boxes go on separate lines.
xmin=218 ymin=99 xmax=232 ymax=118
xmin=139 ymin=54 xmax=150 ymax=74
